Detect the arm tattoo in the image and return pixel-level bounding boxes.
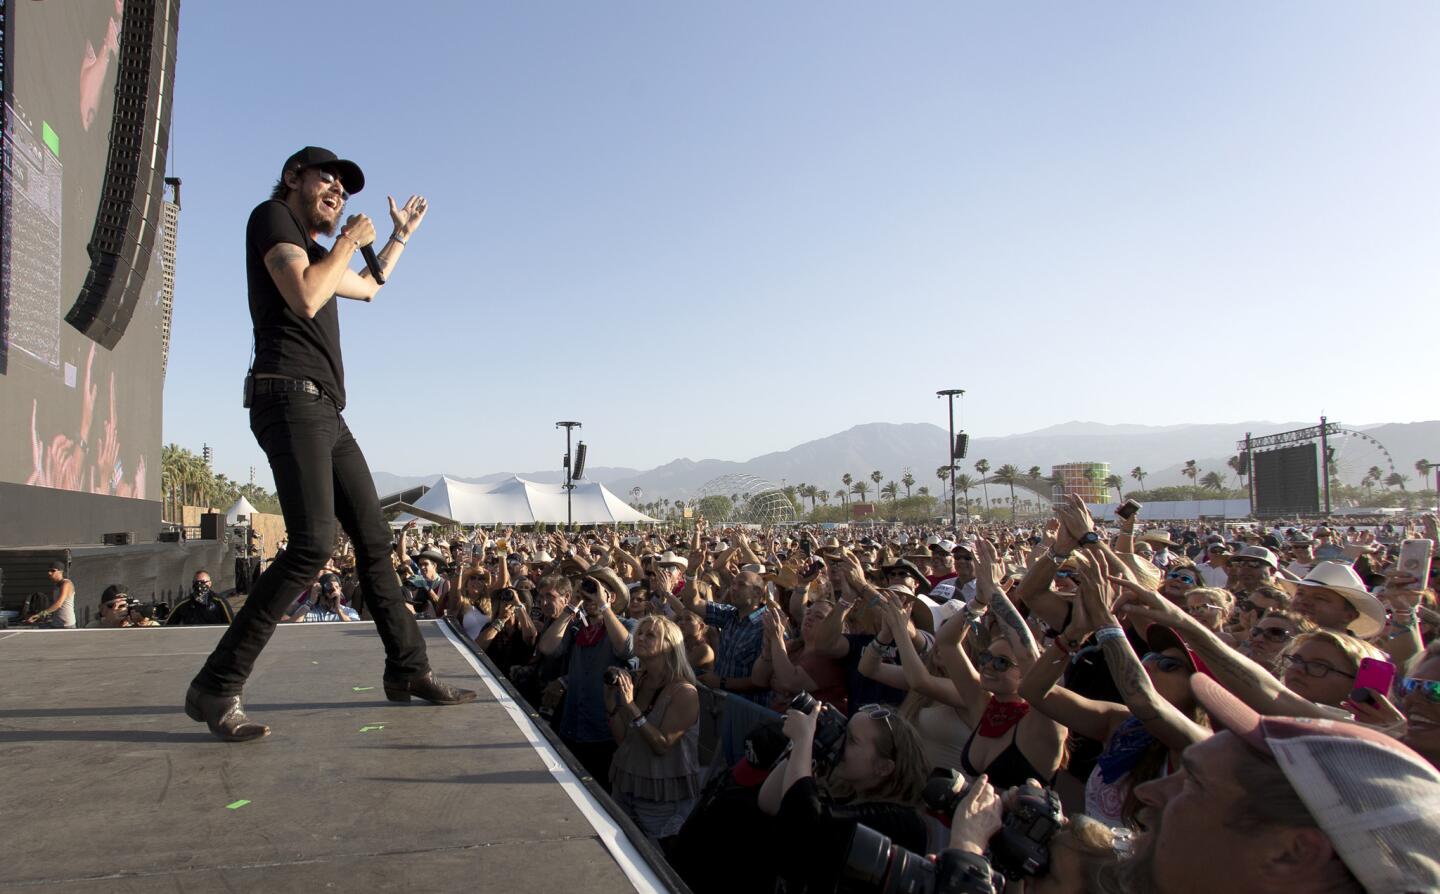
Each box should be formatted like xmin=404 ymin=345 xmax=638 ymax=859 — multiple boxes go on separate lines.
xmin=266 ymin=244 xmax=307 ymax=275
xmin=991 ymin=591 xmax=1038 ymax=658
xmin=1099 ymin=636 xmax=1161 ymax=722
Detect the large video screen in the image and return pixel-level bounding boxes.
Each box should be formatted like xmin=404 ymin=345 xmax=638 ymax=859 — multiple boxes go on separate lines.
xmin=1253 ymin=444 xmax=1320 ymax=518
xmin=1 ymin=0 xmax=165 ymax=501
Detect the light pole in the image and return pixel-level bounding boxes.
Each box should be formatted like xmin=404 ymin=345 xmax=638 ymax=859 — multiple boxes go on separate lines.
xmin=556 ymin=421 xmax=582 ymax=529
xmin=936 ymin=389 xmax=965 ymax=529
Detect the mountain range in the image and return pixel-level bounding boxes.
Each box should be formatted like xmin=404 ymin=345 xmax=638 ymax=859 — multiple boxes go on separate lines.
xmin=372 ymin=420 xmax=1440 ymax=503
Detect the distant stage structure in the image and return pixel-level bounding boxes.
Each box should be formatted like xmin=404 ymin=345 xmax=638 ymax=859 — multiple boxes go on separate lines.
xmin=693 ymin=474 xmax=798 ymax=525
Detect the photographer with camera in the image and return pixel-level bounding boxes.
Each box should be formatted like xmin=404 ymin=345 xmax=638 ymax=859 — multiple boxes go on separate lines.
xmin=757 ymin=692 xmax=937 ymax=892
xmin=297 ymin=573 xmax=359 ymax=622
xmin=538 ymin=569 xmax=637 ymax=786
xmin=603 ymin=615 xmax=701 ymax=840
xmin=85 ymin=585 xmax=132 ymax=628
xmin=475 ymin=586 xmax=538 ymax=674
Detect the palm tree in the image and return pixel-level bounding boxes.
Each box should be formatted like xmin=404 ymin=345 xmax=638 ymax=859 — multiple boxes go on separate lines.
xmin=1182 ymin=461 xmax=1199 ymax=489
xmin=1027 ymin=465 xmax=1042 ymax=480
xmin=917 ymin=486 xmax=930 ymax=498
xmin=1385 ymin=472 xmax=1408 ymax=491
xmin=841 ymin=473 xmax=854 ymax=507
xmin=974 ymin=459 xmax=991 ymax=510
xmin=852 ymin=480 xmax=871 ymax=504
xmin=818 ymin=489 xmax=830 ymax=506
xmin=952 ymin=473 xmax=976 ymax=516
xmin=936 ymin=465 xmax=952 ymax=501
xmin=1200 ymin=471 xmax=1226 ymax=491
xmin=901 ymin=469 xmax=915 ymax=498
xmin=1105 ymin=474 xmax=1124 ymax=502
xmin=1416 ymin=459 xmax=1434 ymax=494
xmin=993 ymin=464 xmax=1021 ymax=521
xmin=881 ymin=481 xmax=900 ymax=502
xmin=870 ymin=470 xmax=883 ymax=495
xmin=1130 ymin=466 xmax=1147 ymax=491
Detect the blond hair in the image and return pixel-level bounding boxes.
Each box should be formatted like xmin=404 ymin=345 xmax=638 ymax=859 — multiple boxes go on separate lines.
xmin=636 ymin=615 xmax=698 ymax=687
xmin=1282 ymin=628 xmax=1385 ymax=674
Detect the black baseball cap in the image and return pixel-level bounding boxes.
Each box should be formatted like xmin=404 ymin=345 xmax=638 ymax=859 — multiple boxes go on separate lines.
xmin=281 ymin=146 xmax=365 ymax=195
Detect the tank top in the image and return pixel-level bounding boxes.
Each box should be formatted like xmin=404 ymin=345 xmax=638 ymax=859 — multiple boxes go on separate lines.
xmin=913 ymin=704 xmax=972 ymax=773
xmin=959 ymin=723 xmax=1053 ymax=791
xmin=52 ymin=580 xmax=76 ymax=628
xmin=610 ymin=682 xmax=701 ymax=803
xmin=1085 ymin=752 xmax=1175 ymax=828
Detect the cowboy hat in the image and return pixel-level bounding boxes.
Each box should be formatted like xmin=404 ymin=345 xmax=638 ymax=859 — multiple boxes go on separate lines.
xmin=1296 ymin=561 xmax=1387 ymax=639
xmin=534 ymin=550 xmax=556 ymax=564
xmin=1138 ymin=530 xmax=1177 ymax=548
xmin=416 ymin=548 xmax=448 ymax=567
xmin=818 ymin=536 xmax=845 ymax=559
xmin=655 ymin=550 xmax=688 ymax=569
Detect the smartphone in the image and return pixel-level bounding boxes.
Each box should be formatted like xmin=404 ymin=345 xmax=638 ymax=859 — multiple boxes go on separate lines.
xmin=1116 ymin=499 xmax=1142 ymax=520
xmin=1354 ymin=657 xmax=1396 ymax=697
xmin=1397 ymin=538 xmax=1434 ymax=583
xmin=747 ymin=606 xmax=768 ymax=623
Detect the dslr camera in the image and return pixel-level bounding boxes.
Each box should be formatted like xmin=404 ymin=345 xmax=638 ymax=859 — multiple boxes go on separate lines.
xmin=837 ymin=770 xmax=1063 ymax=893
xmin=788 ymin=691 xmax=849 ymax=770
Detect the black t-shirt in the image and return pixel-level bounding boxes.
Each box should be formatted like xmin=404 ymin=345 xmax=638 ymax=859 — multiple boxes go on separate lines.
xmin=841 ymin=633 xmax=910 ymax=714
xmin=246 ymin=200 xmax=347 ymax=407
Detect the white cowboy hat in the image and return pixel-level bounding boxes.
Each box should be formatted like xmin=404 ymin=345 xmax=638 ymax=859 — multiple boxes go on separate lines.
xmin=656 ymin=550 xmax=688 ymax=569
xmin=1296 ymin=561 xmax=1387 ymax=639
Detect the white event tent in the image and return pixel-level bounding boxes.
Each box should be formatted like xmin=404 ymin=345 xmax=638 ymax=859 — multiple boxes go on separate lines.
xmin=393 ymin=476 xmax=659 ymax=526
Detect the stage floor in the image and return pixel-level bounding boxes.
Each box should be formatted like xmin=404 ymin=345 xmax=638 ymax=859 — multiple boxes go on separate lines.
xmin=0 ymin=621 xmax=670 ymax=892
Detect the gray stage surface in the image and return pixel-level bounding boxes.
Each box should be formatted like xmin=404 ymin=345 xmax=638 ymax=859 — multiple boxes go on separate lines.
xmin=0 ymin=622 xmax=672 ymax=892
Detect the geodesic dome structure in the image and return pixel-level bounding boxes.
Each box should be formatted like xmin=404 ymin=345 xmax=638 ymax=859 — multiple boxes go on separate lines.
xmin=693 ymin=473 xmax=798 ymax=525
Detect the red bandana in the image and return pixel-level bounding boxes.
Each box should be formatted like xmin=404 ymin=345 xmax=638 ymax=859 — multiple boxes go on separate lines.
xmin=576 ymin=619 xmax=606 ymax=647
xmin=977 ymin=697 xmax=1031 ymax=737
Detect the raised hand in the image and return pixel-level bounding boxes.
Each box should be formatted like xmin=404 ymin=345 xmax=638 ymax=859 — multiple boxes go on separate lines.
xmin=389 ymin=195 xmax=428 ymax=239
xmin=1107 ymin=575 xmax=1187 ymax=628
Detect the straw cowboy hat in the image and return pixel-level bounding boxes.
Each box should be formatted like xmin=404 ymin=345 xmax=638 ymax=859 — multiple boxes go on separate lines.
xmin=1296 ymin=561 xmax=1387 ymax=640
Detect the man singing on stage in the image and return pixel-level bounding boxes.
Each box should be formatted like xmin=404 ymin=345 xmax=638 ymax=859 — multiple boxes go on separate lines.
xmin=186 ymin=147 xmax=475 ymax=741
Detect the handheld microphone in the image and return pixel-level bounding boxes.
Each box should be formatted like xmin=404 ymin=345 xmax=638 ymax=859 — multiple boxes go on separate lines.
xmin=360 ymin=243 xmax=385 ymax=285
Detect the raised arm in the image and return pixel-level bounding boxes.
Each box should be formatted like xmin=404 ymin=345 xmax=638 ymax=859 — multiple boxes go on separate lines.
xmin=1109 ymin=575 xmax=1332 ymax=721
xmin=1073 ymin=554 xmax=1208 ymax=750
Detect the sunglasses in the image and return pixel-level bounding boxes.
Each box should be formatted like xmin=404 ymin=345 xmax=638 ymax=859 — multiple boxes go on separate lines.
xmin=1186 ymin=603 xmax=1225 ymax=616
xmin=312 ymin=168 xmax=350 ymax=201
xmin=1250 ymin=625 xmax=1294 ymax=643
xmin=1229 ymin=559 xmax=1269 ymax=569
xmin=1284 ymin=654 xmax=1354 ymax=680
xmin=1235 ymin=598 xmax=1258 ymax=614
xmin=1400 ymin=678 xmax=1440 ymax=704
xmin=856 ymin=703 xmax=897 ymax=734
xmin=1166 ymin=572 xmax=1198 ymax=585
xmin=1141 ymin=652 xmax=1189 ymax=673
xmin=976 ymin=652 xmax=1018 ymax=673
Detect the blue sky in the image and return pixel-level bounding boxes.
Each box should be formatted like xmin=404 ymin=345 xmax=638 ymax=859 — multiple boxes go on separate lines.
xmin=162 ymin=2 xmax=1440 ymax=489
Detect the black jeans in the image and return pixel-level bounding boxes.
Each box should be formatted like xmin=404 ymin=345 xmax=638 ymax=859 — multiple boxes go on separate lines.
xmin=193 ymin=390 xmax=428 ymax=695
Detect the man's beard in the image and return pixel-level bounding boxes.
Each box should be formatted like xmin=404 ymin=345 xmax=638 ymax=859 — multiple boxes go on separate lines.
xmin=302 ymin=187 xmax=341 ymax=236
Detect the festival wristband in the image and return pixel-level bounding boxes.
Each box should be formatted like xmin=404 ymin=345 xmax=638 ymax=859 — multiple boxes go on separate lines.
xmin=1094 ymin=625 xmax=1125 ymax=644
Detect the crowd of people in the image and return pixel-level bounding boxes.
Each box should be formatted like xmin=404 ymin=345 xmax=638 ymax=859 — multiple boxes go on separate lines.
xmin=372 ymin=505 xmax=1440 ymax=893
xmin=18 ymin=504 xmax=1440 ymax=892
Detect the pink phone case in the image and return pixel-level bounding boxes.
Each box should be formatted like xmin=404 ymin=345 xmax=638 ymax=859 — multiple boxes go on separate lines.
xmin=1354 ymin=657 xmax=1396 ymax=696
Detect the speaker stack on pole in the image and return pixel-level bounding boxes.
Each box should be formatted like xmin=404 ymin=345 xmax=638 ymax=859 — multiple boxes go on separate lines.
xmin=65 ymin=0 xmax=181 ymax=348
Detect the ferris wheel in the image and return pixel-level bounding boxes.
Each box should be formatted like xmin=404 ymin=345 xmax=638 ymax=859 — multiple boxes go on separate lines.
xmin=1327 ymin=428 xmax=1397 ymax=487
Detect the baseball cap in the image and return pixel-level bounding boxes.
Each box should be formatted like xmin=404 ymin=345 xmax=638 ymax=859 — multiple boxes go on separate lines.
xmin=1193 ymin=675 xmax=1440 ymax=894
xmin=281 ymin=146 xmax=365 ymax=195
